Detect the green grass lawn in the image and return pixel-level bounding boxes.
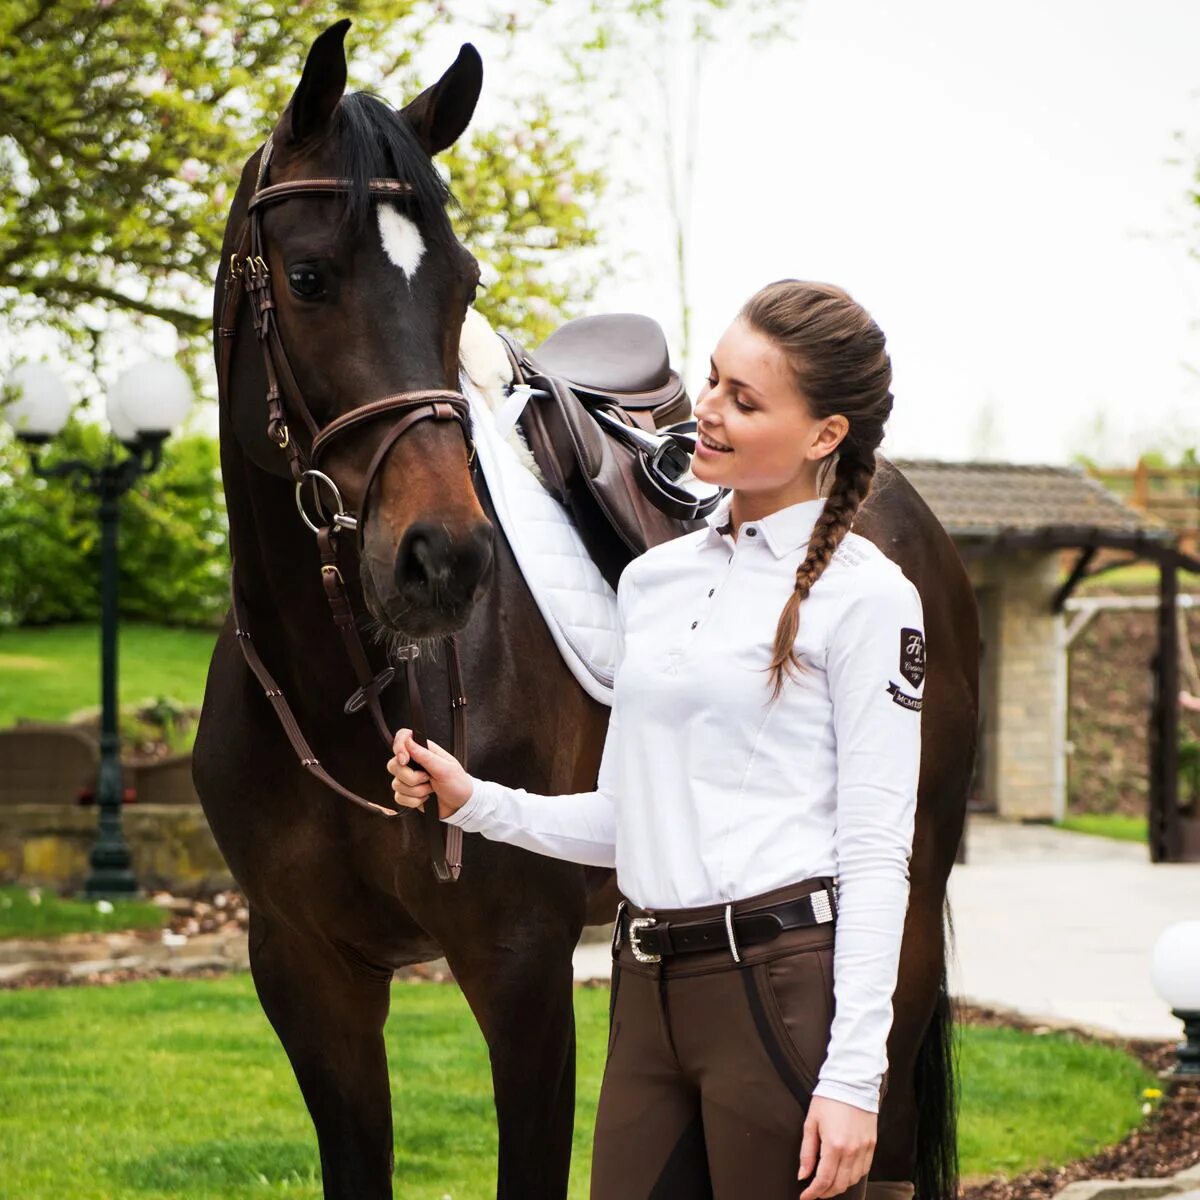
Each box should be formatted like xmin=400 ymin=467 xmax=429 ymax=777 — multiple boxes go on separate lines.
xmin=0 ymin=885 xmax=167 ymax=940
xmin=1054 ymin=813 xmax=1150 ymax=843
xmin=1074 ymin=562 xmax=1200 ymax=593
xmin=0 ymin=975 xmax=1156 ymax=1199
xmin=0 ymin=622 xmax=217 ymax=726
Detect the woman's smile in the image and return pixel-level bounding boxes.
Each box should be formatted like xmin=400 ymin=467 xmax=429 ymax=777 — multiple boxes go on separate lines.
xmin=696 ymin=428 xmax=733 ymax=456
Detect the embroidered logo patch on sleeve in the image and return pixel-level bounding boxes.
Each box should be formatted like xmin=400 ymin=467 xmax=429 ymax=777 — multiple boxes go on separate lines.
xmin=900 ymin=627 xmax=925 ymax=689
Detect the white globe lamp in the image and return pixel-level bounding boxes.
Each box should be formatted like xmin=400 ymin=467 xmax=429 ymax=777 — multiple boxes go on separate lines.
xmin=105 ymin=388 xmax=139 ymax=445
xmin=107 ymin=360 xmax=193 ymax=439
xmin=2 ymin=363 xmax=73 ymax=442
xmin=1150 ymin=920 xmax=1200 ymax=1082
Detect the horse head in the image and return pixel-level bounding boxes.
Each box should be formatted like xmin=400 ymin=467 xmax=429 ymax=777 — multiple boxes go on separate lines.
xmin=220 ymin=19 xmax=493 ymax=639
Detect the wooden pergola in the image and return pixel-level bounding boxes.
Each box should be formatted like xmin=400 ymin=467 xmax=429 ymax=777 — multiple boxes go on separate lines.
xmin=957 ymin=527 xmax=1200 ymax=861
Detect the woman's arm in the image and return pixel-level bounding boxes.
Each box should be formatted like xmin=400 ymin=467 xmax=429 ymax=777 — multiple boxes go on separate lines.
xmin=388 ymin=566 xmax=638 ymax=868
xmin=811 ymin=568 xmax=924 ymax=1114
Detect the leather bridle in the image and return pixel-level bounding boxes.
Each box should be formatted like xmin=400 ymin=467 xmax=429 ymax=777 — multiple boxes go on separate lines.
xmin=216 ymin=134 xmax=475 ymax=882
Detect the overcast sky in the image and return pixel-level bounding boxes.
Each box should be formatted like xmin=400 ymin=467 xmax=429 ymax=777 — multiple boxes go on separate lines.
xmin=572 ymin=0 xmax=1200 ymax=466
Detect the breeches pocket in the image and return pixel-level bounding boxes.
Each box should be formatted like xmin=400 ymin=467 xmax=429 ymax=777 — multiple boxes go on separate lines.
xmin=745 ymin=939 xmax=835 ymax=1098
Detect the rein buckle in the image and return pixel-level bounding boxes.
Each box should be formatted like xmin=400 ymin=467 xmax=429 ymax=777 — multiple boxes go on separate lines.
xmin=344 ymin=667 xmax=397 ymax=715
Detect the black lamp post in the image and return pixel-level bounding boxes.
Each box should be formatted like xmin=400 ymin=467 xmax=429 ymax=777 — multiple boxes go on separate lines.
xmin=4 ymin=360 xmax=193 ymax=899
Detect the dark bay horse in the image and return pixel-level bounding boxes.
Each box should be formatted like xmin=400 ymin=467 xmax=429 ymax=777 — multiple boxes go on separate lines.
xmin=194 ymin=19 xmax=976 ymax=1200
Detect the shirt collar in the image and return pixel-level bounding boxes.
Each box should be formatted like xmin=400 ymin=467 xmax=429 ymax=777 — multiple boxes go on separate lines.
xmin=704 ymin=491 xmax=829 ymax=559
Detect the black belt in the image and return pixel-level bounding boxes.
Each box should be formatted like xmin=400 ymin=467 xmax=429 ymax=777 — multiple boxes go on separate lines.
xmin=614 ymin=885 xmax=837 ymax=965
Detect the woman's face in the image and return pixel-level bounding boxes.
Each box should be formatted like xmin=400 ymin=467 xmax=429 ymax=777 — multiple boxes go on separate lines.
xmin=690 ymin=317 xmax=847 ymax=495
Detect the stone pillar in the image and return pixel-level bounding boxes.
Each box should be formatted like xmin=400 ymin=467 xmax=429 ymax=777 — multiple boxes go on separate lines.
xmin=967 ymin=550 xmax=1065 ymax=820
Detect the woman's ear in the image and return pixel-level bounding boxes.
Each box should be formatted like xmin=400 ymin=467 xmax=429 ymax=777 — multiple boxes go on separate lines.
xmin=811 ymin=415 xmax=850 ymax=460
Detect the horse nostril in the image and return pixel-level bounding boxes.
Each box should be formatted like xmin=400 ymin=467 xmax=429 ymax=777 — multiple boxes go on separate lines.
xmin=393 ymin=519 xmax=494 ymax=606
xmin=395 ymin=521 xmax=451 ymax=592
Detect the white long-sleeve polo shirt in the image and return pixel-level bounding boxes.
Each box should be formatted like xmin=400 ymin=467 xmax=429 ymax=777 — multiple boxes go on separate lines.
xmin=445 ymin=490 xmax=925 ymax=1113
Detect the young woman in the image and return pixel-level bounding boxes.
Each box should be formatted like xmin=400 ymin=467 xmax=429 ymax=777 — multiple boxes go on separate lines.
xmin=387 ymin=280 xmax=925 ymax=1200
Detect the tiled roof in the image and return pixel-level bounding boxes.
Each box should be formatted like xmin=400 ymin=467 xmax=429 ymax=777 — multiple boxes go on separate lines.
xmin=887 ymin=459 xmax=1172 ymax=539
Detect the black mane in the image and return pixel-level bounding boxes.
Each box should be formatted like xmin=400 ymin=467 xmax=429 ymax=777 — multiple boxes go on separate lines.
xmin=331 ymin=91 xmax=458 ymax=239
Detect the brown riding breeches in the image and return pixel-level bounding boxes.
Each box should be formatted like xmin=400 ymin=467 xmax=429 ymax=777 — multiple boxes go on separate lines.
xmin=590 ymin=876 xmax=875 ymax=1200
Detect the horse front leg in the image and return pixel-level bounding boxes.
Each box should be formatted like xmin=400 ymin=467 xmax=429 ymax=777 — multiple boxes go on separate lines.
xmin=248 ymin=910 xmax=396 ymax=1200
xmin=448 ymin=911 xmax=582 ymax=1199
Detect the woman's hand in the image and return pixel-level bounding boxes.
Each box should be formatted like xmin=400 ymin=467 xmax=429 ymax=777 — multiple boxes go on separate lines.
xmin=798 ymin=1096 xmax=877 ymax=1199
xmin=386 ymin=727 xmax=474 ymax=820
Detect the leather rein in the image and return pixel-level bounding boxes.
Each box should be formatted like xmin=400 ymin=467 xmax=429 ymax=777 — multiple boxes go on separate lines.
xmin=215 ymin=136 xmax=471 ymax=883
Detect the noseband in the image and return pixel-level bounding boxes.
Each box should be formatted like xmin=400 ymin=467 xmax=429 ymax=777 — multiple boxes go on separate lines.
xmin=215 ymin=135 xmax=474 ymax=882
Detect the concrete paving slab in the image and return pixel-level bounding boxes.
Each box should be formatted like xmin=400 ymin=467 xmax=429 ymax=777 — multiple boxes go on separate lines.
xmin=573 ymin=942 xmax=613 ymax=982
xmin=949 ymin=816 xmax=1200 ymax=1040
xmin=1054 ymin=1184 xmax=1186 ymax=1200
xmin=1053 ymin=1164 xmax=1200 ymax=1200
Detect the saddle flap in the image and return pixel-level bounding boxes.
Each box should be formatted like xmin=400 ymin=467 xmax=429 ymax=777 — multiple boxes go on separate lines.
xmin=517 ymin=371 xmax=706 ymax=590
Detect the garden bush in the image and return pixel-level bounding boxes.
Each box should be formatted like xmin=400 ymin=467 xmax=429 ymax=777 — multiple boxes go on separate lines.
xmin=0 ymin=420 xmax=228 ymax=629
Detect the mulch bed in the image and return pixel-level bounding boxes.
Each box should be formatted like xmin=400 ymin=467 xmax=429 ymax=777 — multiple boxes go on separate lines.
xmin=2 ymin=896 xmax=1196 ymax=1196
xmin=0 ymin=888 xmax=250 ymax=991
xmin=957 ymin=1000 xmax=1199 ymax=1199
xmin=156 ymin=887 xmax=250 ymax=938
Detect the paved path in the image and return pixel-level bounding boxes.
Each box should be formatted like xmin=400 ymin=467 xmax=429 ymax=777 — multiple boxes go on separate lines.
xmin=573 ymin=815 xmax=1200 ymax=1042
xmin=947 ymin=815 xmax=1200 ymax=1040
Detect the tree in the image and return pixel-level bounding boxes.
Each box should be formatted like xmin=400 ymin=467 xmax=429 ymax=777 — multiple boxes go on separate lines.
xmin=444 ymin=100 xmax=603 ymax=345
xmin=0 ymin=0 xmax=605 ymax=373
xmin=507 ymin=0 xmax=806 ymax=378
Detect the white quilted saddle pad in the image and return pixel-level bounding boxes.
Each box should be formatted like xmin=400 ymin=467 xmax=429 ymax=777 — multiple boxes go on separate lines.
xmin=459 ymin=365 xmax=619 ymax=706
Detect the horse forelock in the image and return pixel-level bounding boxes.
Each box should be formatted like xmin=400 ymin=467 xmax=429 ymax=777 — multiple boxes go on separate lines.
xmin=330 ymin=92 xmax=456 ymax=242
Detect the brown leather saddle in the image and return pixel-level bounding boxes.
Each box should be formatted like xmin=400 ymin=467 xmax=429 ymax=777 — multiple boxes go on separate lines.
xmin=493 ymin=313 xmax=719 ymax=591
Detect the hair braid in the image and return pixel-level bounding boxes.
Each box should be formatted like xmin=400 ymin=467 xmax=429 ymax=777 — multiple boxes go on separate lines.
xmin=764 ymin=446 xmax=877 ymax=703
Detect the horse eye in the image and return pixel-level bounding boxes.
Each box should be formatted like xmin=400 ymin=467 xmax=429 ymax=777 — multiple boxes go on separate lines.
xmin=287 ymin=267 xmax=324 ymax=299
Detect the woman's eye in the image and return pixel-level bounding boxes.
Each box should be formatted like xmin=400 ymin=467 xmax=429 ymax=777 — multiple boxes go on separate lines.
xmin=287 ymin=267 xmax=324 ymax=298
xmin=702 ymin=375 xmax=750 ymax=411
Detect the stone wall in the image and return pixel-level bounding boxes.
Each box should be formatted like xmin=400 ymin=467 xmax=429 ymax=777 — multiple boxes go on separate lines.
xmin=0 ymin=804 xmax=233 ymax=893
xmin=967 ymin=549 xmax=1066 ymax=820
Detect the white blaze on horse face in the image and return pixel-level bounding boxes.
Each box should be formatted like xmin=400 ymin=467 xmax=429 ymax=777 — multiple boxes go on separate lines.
xmin=377 ymin=204 xmax=425 ymax=280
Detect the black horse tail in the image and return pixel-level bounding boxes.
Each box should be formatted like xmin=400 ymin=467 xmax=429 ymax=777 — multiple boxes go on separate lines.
xmin=913 ymin=897 xmax=961 ymax=1200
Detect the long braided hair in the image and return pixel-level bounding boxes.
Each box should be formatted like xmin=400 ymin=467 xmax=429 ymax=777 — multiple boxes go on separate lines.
xmin=738 ymin=281 xmax=894 ymax=705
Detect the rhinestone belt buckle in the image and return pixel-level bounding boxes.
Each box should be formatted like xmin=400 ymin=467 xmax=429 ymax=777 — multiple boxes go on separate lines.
xmin=627 ymin=916 xmax=661 ymax=964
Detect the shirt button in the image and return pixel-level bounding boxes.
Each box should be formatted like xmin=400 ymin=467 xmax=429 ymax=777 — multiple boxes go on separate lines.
xmin=690 ymin=620 xmax=698 ymax=629
xmin=707 ymin=588 xmax=715 ymax=598
xmin=746 ymin=527 xmax=758 ymax=537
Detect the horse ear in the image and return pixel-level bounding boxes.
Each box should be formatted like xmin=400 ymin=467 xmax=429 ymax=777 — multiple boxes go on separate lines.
xmin=399 ymin=43 xmax=483 ymax=156
xmin=286 ymin=18 xmax=351 ymax=145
